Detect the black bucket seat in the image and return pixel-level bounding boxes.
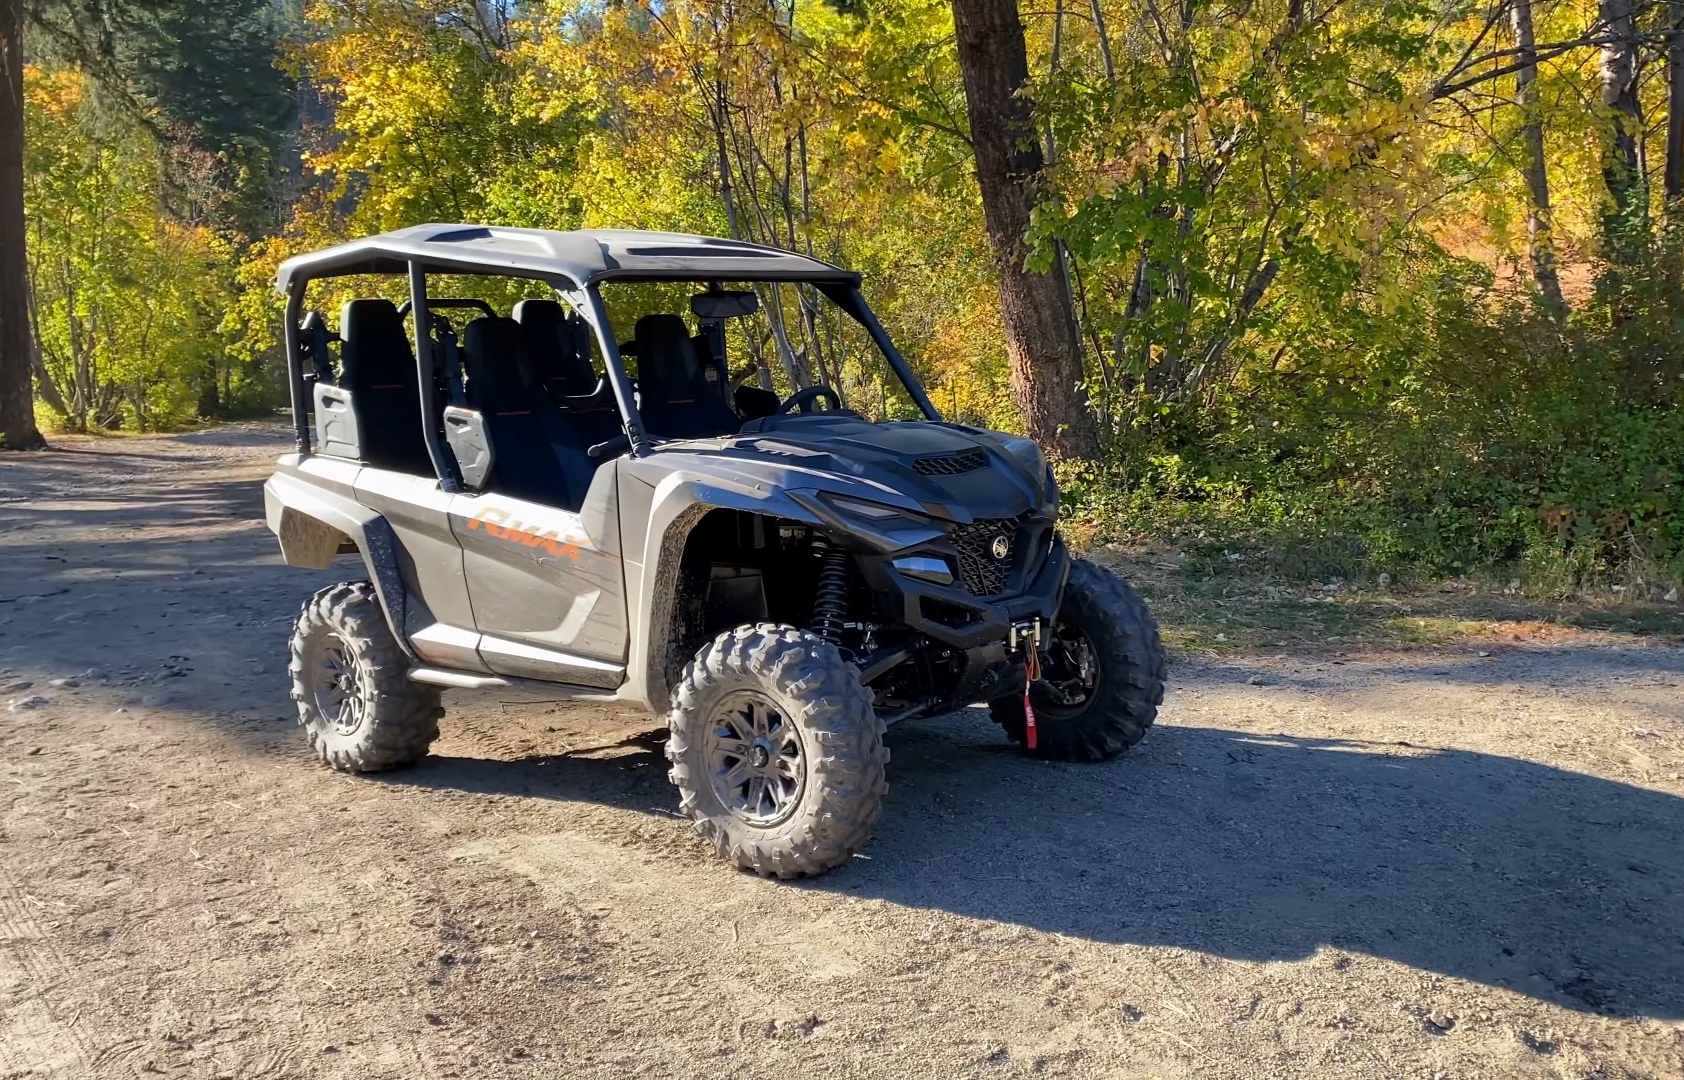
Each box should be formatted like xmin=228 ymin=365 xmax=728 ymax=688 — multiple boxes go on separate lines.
xmin=339 ymin=298 xmax=434 ymax=474
xmin=513 ymin=299 xmax=598 ymax=397
xmin=633 ymin=314 xmax=740 ymax=440
xmin=462 ymin=317 xmax=596 ymax=508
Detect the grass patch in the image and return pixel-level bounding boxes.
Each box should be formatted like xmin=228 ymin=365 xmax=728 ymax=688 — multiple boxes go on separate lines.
xmin=1083 ymin=539 xmax=1684 ymax=654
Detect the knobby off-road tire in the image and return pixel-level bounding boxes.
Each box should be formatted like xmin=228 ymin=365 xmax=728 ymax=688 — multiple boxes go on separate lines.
xmin=990 ymin=558 xmax=1166 ymax=762
xmin=666 ymin=623 xmax=887 ymax=878
xmin=288 ymin=581 xmax=441 ymax=772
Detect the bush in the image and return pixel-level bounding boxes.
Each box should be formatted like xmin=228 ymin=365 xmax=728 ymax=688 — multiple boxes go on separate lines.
xmin=1070 ymin=247 xmax=1684 ymax=594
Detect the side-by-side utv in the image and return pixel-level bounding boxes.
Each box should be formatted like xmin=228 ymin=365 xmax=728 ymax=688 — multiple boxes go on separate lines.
xmin=264 ymin=224 xmax=1165 ymax=877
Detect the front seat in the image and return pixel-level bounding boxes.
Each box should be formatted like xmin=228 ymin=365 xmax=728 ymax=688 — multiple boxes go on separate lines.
xmin=634 ymin=314 xmax=741 ymax=440
xmin=513 ymin=299 xmax=598 ymax=397
xmin=461 ymin=317 xmax=594 ymax=508
xmin=339 ymin=298 xmax=434 ymax=474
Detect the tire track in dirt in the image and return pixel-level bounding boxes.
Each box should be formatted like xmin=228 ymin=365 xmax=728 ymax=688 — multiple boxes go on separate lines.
xmin=0 ymin=870 xmax=135 ymax=1078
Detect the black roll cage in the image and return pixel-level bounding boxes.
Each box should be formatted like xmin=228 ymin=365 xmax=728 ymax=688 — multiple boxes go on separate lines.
xmin=282 ymin=262 xmax=943 ymax=482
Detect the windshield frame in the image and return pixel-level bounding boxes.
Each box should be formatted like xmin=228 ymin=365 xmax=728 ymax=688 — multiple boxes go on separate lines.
xmin=573 ymin=275 xmax=942 ymax=458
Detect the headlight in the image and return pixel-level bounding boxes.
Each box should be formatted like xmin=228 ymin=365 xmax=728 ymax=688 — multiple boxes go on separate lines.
xmin=891 ymin=555 xmax=955 ymax=585
xmin=822 ymin=493 xmax=919 ymax=521
xmin=791 ymin=489 xmax=945 ymax=555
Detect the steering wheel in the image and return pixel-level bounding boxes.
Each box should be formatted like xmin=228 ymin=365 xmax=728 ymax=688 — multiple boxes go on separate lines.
xmin=777 ymin=384 xmax=843 ymax=415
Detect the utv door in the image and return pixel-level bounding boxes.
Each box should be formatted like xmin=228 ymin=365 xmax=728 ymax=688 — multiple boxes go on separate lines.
xmin=449 ymin=478 xmax=628 ymax=687
xmin=352 ymin=467 xmax=483 ymax=670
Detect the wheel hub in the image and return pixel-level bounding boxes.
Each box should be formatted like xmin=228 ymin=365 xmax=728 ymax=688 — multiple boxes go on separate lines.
xmin=704 ymin=692 xmax=806 ymax=826
xmin=1037 ymin=620 xmax=1100 ymax=715
xmin=307 ymin=631 xmax=364 ymax=737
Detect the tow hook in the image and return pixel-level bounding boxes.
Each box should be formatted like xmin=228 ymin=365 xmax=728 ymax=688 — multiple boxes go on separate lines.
xmin=1008 ymin=619 xmax=1044 ymax=750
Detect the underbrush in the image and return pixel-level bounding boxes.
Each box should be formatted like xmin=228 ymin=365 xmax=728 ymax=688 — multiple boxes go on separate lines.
xmin=1068 ymin=249 xmax=1684 ymax=610
xmin=1059 ymin=431 xmax=1684 ymax=605
xmin=1064 ymin=460 xmax=1684 ymax=653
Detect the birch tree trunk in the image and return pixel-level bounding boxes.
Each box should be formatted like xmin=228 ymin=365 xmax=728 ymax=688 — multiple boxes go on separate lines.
xmin=1599 ymin=0 xmax=1647 ymax=260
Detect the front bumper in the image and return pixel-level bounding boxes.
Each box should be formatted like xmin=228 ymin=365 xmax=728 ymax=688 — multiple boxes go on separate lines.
xmin=855 ymin=532 xmax=1071 ymax=650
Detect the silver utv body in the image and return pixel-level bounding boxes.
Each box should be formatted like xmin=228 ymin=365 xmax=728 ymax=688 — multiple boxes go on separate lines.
xmin=263 ymin=225 xmax=1063 ymax=718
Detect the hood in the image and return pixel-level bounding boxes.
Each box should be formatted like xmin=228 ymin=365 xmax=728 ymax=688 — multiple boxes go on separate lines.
xmin=712 ymin=415 xmax=1052 ymax=523
xmin=621 ymin=414 xmax=1055 ymax=527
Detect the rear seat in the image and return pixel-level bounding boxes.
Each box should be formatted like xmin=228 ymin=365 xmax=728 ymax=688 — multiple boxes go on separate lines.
xmin=513 ymin=299 xmax=598 ymax=396
xmin=338 ymin=298 xmax=435 ymax=474
xmin=461 ymin=316 xmax=598 ymax=508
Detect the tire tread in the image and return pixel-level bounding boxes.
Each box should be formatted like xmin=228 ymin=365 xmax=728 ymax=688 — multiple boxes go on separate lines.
xmin=287 ymin=581 xmax=441 ymax=773
xmin=990 ymin=559 xmax=1166 ymax=762
xmin=666 ymin=623 xmax=885 ymax=878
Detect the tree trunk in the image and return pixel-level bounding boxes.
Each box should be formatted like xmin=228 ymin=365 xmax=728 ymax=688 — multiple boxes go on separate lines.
xmin=0 ymin=0 xmax=43 ymax=450
xmin=951 ymin=0 xmax=1098 ymax=459
xmin=24 ymin=272 xmax=67 ymax=417
xmin=196 ymin=361 xmax=221 ymax=418
xmin=1511 ymin=0 xmax=1564 ymax=305
xmin=1599 ymin=0 xmax=1647 ymax=260
xmin=1665 ymin=0 xmax=1684 ymax=207
xmin=1089 ymin=0 xmax=1115 ymax=81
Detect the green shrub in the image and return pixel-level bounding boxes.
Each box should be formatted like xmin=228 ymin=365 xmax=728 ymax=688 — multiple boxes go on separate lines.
xmin=1071 ymin=244 xmax=1684 ymax=593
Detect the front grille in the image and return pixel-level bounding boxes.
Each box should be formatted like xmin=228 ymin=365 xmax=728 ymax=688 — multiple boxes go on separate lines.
xmin=913 ymin=448 xmax=987 ymax=476
xmin=950 ymin=517 xmax=1017 ymax=596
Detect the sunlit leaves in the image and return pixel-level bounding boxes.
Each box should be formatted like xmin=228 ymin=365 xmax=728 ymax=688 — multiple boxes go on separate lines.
xmin=24 ymin=67 xmax=240 ymax=430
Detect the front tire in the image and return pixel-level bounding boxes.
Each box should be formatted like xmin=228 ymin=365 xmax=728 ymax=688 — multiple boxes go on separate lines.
xmin=666 ymin=623 xmax=887 ymax=878
xmin=288 ymin=581 xmax=442 ymax=772
xmin=990 ymin=558 xmax=1166 ymax=761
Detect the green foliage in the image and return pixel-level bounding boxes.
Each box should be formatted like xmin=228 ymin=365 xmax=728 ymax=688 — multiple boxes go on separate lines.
xmin=24 ymin=68 xmax=263 ymax=432
xmin=1063 ymin=238 xmax=1684 ymax=590
xmin=27 ymin=0 xmax=294 ymax=233
xmin=18 ymin=0 xmax=1684 ymax=596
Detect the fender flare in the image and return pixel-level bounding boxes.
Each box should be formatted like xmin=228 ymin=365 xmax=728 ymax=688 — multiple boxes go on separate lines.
xmin=622 ymin=473 xmax=825 ymax=711
xmin=263 ymin=473 xmax=417 ymax=660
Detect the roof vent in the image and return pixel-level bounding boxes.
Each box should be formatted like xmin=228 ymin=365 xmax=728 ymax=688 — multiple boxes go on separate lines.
xmin=624 ymin=244 xmax=781 ymax=258
xmin=428 ymin=227 xmax=495 ymax=243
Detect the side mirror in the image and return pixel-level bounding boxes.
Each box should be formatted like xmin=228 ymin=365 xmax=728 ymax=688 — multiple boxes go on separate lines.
xmin=691 ymin=290 xmax=759 ymax=320
xmin=442 ymin=406 xmax=495 ymax=489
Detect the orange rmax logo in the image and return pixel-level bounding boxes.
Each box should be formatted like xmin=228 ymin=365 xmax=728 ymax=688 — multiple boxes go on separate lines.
xmin=464 ymin=509 xmax=582 ymax=560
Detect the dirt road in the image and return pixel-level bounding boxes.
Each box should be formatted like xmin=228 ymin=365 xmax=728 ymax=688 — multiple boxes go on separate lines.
xmin=1 ymin=428 xmax=1681 ymax=1079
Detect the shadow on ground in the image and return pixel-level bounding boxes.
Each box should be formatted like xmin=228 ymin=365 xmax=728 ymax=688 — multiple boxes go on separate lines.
xmin=388 ymin=707 xmax=1684 ymax=1022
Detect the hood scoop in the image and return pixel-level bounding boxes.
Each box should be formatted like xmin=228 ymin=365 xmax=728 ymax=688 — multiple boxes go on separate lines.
xmin=912 ymin=448 xmax=988 ymax=476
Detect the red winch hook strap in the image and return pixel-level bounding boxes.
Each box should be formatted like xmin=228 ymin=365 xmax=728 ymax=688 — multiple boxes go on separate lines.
xmin=1023 ymin=629 xmax=1040 ymax=750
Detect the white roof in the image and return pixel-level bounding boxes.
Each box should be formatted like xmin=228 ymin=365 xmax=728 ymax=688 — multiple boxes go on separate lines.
xmin=275 ymin=224 xmax=856 ymax=292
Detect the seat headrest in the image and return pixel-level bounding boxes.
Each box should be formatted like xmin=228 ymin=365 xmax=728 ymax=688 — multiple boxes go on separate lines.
xmin=342 ymin=298 xmax=406 ymax=339
xmin=634 ymin=314 xmax=700 ymax=397
xmin=513 ymin=298 xmax=566 ymax=330
xmin=339 ymin=298 xmax=414 ymax=386
xmin=463 ymin=317 xmax=533 ymax=414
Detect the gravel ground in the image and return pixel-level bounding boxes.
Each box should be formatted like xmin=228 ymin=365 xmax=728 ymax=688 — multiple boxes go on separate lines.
xmin=1 ymin=427 xmax=1681 ymax=1079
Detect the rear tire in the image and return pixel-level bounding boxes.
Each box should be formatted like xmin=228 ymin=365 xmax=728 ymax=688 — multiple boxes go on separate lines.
xmin=990 ymin=558 xmax=1165 ymax=761
xmin=288 ymin=581 xmax=441 ymax=772
xmin=666 ymin=623 xmax=886 ymax=878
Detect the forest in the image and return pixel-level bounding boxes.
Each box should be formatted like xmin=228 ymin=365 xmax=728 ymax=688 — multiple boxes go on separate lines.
xmin=2 ymin=0 xmax=1682 ymax=592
